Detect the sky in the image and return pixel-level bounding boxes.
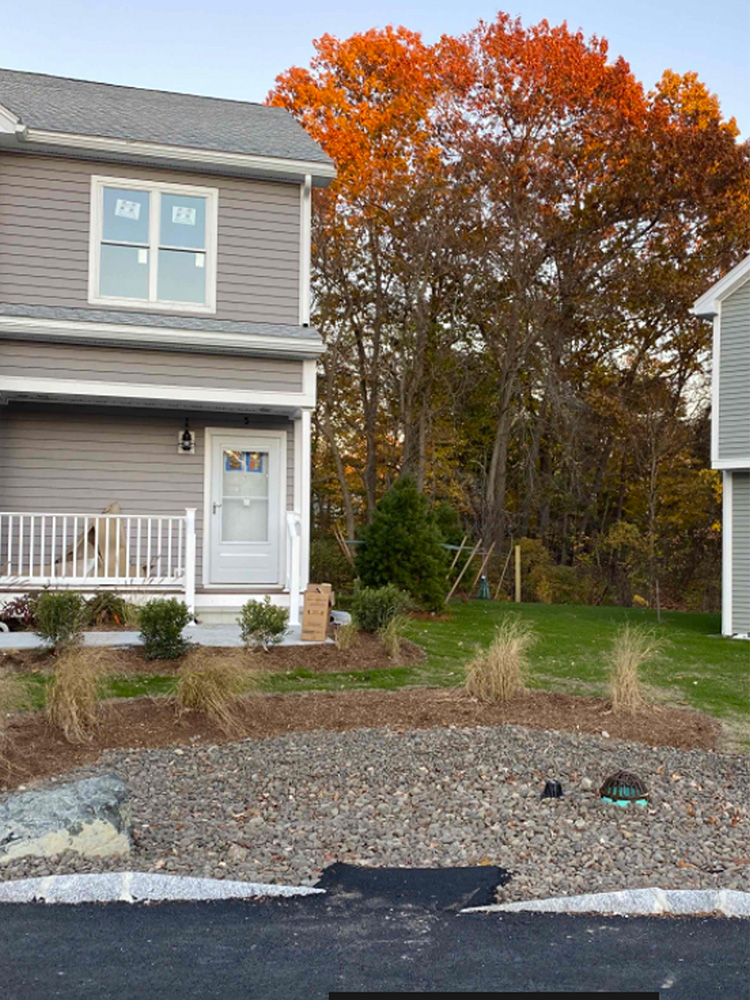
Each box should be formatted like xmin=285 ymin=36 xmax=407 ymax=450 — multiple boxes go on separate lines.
xmin=2 ymin=0 xmax=749 ymax=136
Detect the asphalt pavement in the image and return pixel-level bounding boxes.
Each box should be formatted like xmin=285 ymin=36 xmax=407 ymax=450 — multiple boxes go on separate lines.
xmin=1 ymin=887 xmax=747 ymax=998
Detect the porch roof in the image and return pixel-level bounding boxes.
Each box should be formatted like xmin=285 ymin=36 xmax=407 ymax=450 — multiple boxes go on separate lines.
xmin=0 ymin=303 xmax=324 ymax=359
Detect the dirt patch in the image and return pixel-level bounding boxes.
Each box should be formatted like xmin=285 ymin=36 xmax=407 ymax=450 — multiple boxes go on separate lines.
xmin=0 ymin=633 xmax=425 ymax=677
xmin=0 ymin=687 xmax=721 ymax=791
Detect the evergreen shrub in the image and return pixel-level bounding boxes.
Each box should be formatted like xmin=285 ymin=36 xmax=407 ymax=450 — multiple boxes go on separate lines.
xmin=356 ymin=475 xmax=449 ymax=611
xmin=139 ymin=597 xmax=191 ymax=659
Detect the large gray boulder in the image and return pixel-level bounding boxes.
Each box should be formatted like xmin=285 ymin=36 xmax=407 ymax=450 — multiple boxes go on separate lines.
xmin=0 ymin=774 xmax=132 ymax=863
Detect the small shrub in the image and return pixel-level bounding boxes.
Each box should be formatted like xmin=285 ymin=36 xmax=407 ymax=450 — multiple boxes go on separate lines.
xmin=0 ymin=593 xmax=38 ymax=631
xmin=350 ymin=584 xmax=411 ymax=633
xmin=176 ymin=648 xmax=259 ymax=734
xmin=609 ymin=624 xmax=662 ymax=713
xmin=378 ymin=613 xmax=413 ymax=660
xmin=85 ymin=591 xmax=140 ymax=628
xmin=35 ymin=591 xmax=85 ymax=649
xmin=333 ymin=621 xmax=359 ymax=651
xmin=45 ymin=648 xmax=108 ymax=743
xmin=464 ymin=615 xmax=537 ymax=703
xmin=238 ymin=596 xmax=288 ymax=652
xmin=139 ymin=598 xmax=191 ymax=659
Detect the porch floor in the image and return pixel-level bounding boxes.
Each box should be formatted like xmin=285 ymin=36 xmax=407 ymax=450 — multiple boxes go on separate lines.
xmin=0 ymin=624 xmax=332 ymax=650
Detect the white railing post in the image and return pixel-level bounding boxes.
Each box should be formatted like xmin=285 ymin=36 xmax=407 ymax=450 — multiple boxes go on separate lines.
xmin=287 ymin=511 xmax=302 ymax=627
xmin=184 ymin=508 xmax=197 ymax=618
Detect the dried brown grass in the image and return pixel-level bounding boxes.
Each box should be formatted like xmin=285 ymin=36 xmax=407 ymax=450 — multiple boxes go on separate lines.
xmin=333 ymin=621 xmax=359 ymax=652
xmin=464 ymin=615 xmax=537 ymax=703
xmin=609 ymin=624 xmax=663 ymax=713
xmin=378 ymin=614 xmax=413 ymax=660
xmin=45 ymin=647 xmax=109 ymax=743
xmin=176 ymin=647 xmax=261 ymax=734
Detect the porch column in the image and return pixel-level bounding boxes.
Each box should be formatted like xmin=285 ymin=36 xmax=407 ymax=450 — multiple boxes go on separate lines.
xmin=184 ymin=507 xmax=197 ymax=617
xmin=293 ymin=408 xmax=312 ymax=593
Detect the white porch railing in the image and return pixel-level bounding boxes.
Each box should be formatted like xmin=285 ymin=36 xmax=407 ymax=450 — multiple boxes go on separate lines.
xmin=0 ymin=508 xmax=197 ymax=612
xmin=286 ymin=510 xmax=302 ymax=626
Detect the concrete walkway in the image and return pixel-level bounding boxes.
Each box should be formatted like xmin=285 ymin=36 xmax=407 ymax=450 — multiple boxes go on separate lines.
xmin=0 ymin=623 xmax=331 ymax=650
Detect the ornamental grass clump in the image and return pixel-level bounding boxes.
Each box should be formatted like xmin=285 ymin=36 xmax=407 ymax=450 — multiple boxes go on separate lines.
xmin=378 ymin=613 xmax=413 ymax=660
xmin=333 ymin=621 xmax=359 ymax=651
xmin=176 ymin=648 xmax=260 ymax=734
xmin=464 ymin=615 xmax=537 ymax=703
xmin=609 ymin=624 xmax=662 ymax=713
xmin=45 ymin=647 xmax=109 ymax=743
xmin=238 ymin=596 xmax=288 ymax=652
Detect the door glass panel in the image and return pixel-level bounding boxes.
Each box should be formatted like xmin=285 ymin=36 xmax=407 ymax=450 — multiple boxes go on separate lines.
xmin=221 ymin=450 xmax=269 ymax=542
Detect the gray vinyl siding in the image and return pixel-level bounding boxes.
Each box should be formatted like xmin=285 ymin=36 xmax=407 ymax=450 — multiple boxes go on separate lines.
xmin=0 ymin=340 xmax=304 ymax=393
xmin=718 ymin=280 xmax=750 ymax=462
xmin=0 ymin=403 xmax=295 ymax=583
xmin=731 ymin=471 xmax=750 ymax=634
xmin=0 ymin=152 xmax=300 ymax=325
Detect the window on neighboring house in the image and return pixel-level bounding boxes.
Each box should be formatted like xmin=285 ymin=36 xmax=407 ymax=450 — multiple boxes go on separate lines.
xmin=89 ymin=176 xmax=218 ymax=312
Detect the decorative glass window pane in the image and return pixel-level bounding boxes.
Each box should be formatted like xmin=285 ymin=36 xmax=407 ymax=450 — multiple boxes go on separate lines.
xmin=158 ymin=249 xmax=206 ymax=304
xmin=160 ymin=193 xmax=207 ymax=250
xmin=99 ymin=244 xmax=149 ymax=299
xmin=102 ymin=187 xmax=150 ymax=244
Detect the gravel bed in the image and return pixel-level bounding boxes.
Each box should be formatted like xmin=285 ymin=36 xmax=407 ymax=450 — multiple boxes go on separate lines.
xmin=2 ymin=725 xmax=748 ymax=902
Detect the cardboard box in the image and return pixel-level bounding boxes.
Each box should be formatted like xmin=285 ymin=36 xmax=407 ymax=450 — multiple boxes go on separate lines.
xmin=301 ymin=583 xmax=334 ymax=642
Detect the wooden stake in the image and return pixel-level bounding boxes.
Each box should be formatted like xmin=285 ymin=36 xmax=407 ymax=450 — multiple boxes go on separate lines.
xmin=445 ymin=538 xmax=483 ymax=603
xmin=447 ymin=534 xmax=468 ymax=574
xmin=471 ymin=540 xmax=496 ymax=591
xmin=493 ymin=545 xmax=514 ymax=601
xmin=333 ymin=523 xmax=355 ymax=566
xmin=514 ymin=544 xmax=522 ymax=603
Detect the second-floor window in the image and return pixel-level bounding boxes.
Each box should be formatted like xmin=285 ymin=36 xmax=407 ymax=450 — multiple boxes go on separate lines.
xmin=89 ymin=176 xmax=218 ymax=313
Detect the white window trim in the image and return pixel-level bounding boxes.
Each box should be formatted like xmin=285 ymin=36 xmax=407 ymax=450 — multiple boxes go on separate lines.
xmin=202 ymin=427 xmax=288 ymax=588
xmin=88 ymin=174 xmax=219 ymax=314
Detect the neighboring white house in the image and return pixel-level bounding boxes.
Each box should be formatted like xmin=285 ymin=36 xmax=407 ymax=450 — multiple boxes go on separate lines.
xmin=0 ymin=69 xmax=336 ymax=624
xmin=693 ymin=254 xmax=750 ymax=636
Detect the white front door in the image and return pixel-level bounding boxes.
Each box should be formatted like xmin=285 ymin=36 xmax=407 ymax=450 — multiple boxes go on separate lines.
xmin=208 ymin=432 xmax=283 ymax=585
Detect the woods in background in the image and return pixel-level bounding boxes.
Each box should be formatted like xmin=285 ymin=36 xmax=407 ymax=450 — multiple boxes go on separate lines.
xmin=270 ymin=13 xmax=750 ymax=611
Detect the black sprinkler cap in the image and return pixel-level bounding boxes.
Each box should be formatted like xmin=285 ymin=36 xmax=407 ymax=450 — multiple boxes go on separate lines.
xmin=541 ymin=780 xmax=563 ymax=799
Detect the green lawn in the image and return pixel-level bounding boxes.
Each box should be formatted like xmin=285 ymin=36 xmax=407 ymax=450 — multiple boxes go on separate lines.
xmin=19 ymin=602 xmax=749 ymax=732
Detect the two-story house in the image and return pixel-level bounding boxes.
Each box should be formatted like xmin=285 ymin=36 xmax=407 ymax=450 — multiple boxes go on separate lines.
xmin=0 ymin=69 xmax=334 ymax=625
xmin=693 ymin=253 xmax=750 ymax=637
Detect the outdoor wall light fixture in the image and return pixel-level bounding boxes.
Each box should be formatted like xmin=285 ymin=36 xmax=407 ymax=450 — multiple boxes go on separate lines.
xmin=178 ymin=419 xmax=196 ymax=454
xmin=600 ymin=770 xmax=649 ymax=807
xmin=541 ymin=780 xmax=563 ymax=799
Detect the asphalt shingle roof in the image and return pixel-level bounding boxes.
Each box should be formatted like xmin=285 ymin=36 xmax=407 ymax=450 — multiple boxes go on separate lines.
xmin=0 ymin=302 xmax=323 ymax=343
xmin=0 ymin=68 xmax=331 ymax=166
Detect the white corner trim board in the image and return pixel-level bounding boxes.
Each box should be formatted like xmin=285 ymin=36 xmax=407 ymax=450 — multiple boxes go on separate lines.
xmin=0 ymin=314 xmax=325 ymax=359
xmin=0 ymin=375 xmax=316 ymax=410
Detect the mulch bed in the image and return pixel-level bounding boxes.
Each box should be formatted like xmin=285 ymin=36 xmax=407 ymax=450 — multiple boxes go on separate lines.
xmin=1 ymin=687 xmax=721 ymax=791
xmin=1 ymin=633 xmax=425 ymax=677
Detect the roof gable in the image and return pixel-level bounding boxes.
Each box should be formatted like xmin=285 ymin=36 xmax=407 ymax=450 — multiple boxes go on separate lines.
xmin=692 ymin=253 xmax=750 ymax=317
